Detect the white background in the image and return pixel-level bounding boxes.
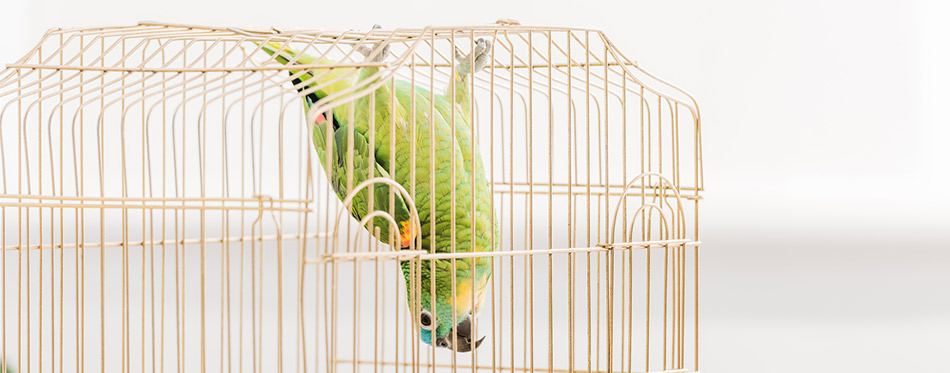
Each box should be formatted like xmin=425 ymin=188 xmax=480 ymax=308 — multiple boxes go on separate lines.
xmin=2 ymin=0 xmax=949 ymax=372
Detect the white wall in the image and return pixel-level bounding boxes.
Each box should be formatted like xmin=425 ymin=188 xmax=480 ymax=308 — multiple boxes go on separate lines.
xmin=3 ymin=0 xmax=948 ymax=372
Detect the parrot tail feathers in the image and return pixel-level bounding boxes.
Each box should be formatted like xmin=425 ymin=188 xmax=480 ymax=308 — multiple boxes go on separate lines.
xmin=257 ymin=41 xmax=311 ymax=66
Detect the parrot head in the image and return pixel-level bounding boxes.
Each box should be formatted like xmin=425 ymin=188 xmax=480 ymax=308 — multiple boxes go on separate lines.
xmin=419 ymin=310 xmax=483 ymax=352
xmin=404 ymin=260 xmax=487 ymax=352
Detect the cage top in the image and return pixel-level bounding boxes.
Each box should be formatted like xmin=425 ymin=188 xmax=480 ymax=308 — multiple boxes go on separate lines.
xmin=0 ymin=21 xmax=701 ymax=124
xmin=6 ymin=21 xmax=635 ymax=70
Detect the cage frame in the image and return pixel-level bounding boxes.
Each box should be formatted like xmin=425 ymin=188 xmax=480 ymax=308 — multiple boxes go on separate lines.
xmin=0 ymin=21 xmax=704 ymax=373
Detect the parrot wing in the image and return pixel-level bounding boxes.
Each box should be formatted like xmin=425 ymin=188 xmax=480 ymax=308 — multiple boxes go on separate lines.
xmin=312 ymin=114 xmax=417 ymax=249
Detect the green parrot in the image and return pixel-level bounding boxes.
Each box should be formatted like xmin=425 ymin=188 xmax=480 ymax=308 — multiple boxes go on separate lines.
xmin=260 ymin=32 xmax=496 ymax=352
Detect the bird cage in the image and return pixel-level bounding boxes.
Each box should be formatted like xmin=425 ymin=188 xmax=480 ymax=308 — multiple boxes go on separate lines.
xmin=0 ymin=21 xmax=703 ymax=373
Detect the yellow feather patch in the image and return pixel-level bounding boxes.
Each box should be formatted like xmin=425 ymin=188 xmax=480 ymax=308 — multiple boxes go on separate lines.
xmin=454 ymin=279 xmax=473 ymax=312
xmin=453 ymin=276 xmax=489 ymax=314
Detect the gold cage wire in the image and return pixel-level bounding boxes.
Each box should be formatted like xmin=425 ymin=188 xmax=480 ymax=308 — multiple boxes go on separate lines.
xmin=0 ymin=21 xmax=703 ymax=373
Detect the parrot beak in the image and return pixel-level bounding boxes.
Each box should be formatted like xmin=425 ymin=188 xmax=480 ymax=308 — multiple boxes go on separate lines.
xmin=435 ymin=315 xmax=485 ymax=352
xmin=459 ymin=336 xmax=486 ymax=353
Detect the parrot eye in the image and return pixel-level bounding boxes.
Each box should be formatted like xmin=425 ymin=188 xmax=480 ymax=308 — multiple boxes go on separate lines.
xmin=419 ymin=310 xmax=434 ymax=330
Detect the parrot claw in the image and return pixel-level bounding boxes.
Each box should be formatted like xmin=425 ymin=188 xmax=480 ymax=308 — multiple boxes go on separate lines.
xmin=357 ymin=24 xmax=391 ymax=62
xmin=456 ymin=38 xmax=493 ymax=77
